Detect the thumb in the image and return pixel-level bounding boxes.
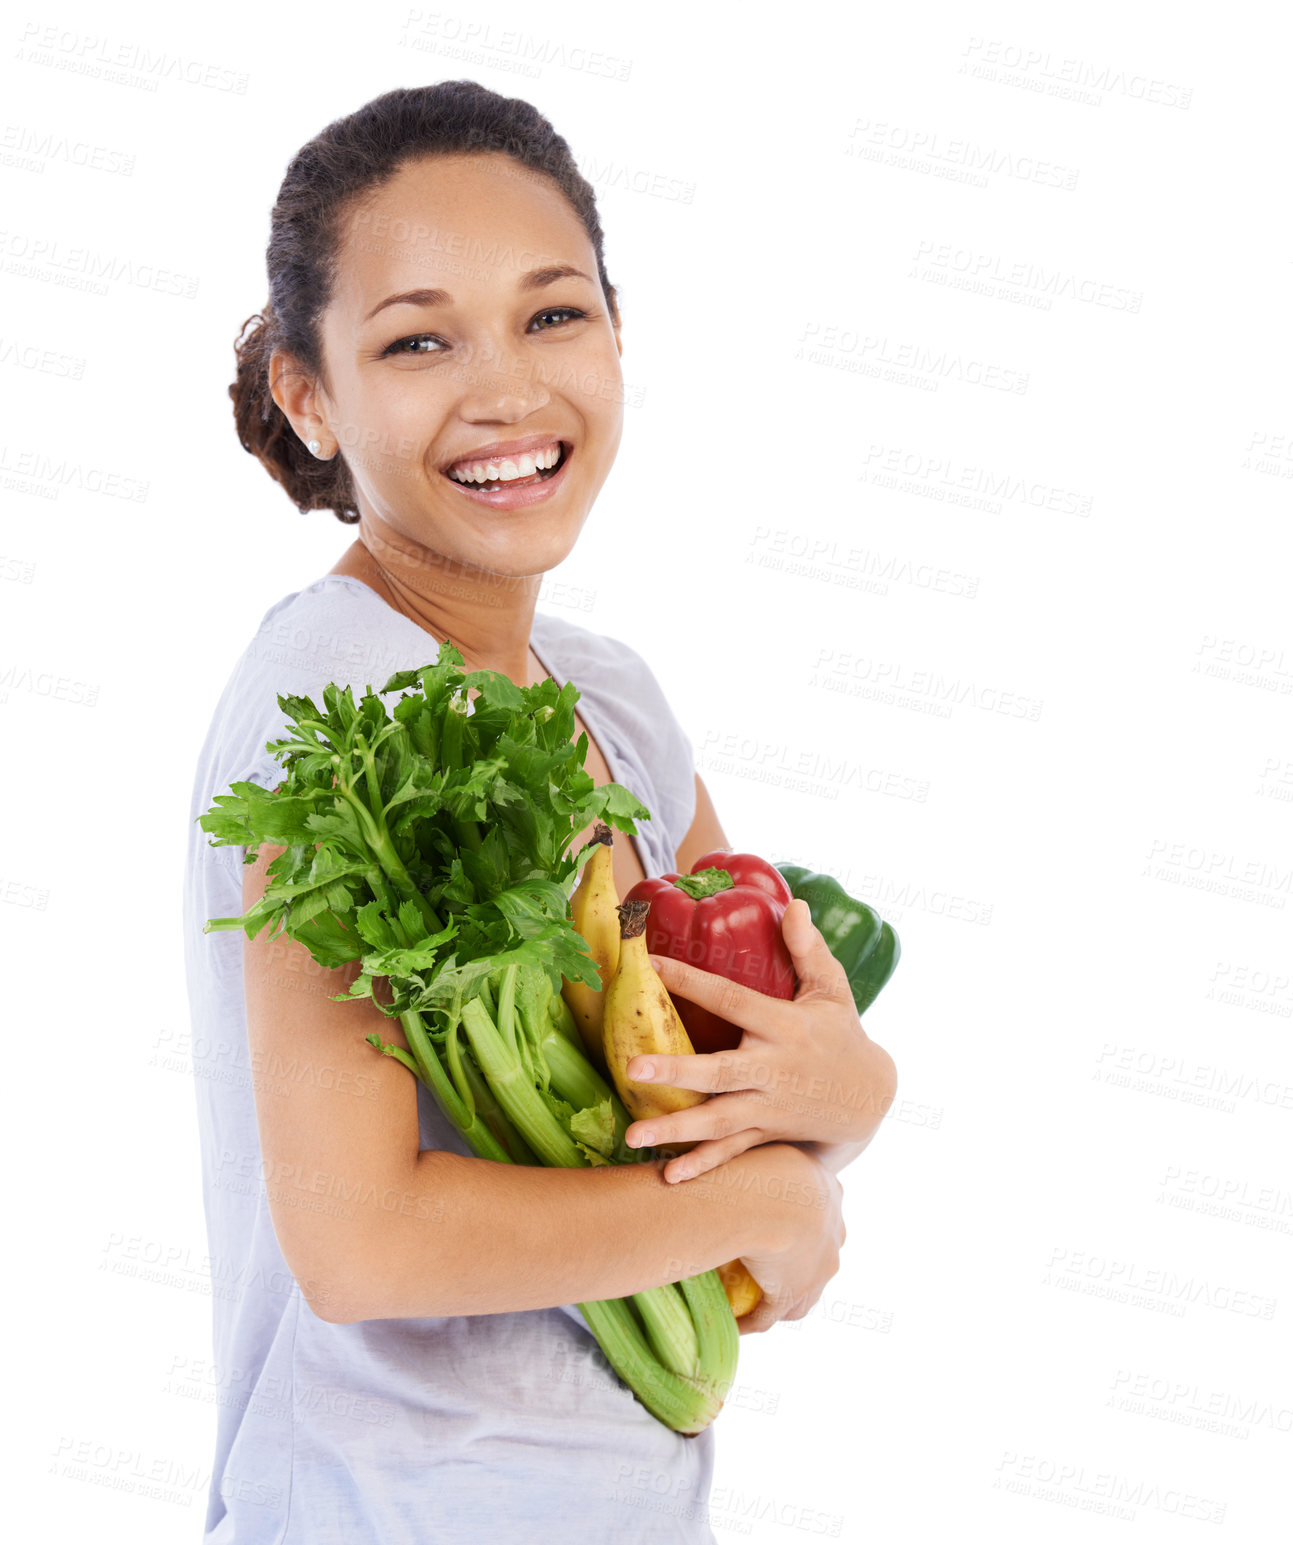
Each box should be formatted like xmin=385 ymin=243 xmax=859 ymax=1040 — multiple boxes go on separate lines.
xmin=782 ymin=898 xmax=850 ymax=1003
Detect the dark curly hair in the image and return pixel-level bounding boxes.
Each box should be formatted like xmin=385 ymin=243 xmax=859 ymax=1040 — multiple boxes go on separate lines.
xmin=230 ymin=81 xmax=619 ymax=523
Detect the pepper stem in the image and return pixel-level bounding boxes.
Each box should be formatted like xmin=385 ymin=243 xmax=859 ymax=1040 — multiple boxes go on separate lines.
xmin=671 ymin=867 xmax=735 ymax=900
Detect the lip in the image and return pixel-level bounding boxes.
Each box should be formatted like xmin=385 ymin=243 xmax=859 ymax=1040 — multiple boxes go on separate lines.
xmin=440 ymin=438 xmax=573 ymax=511
xmin=440 ymin=432 xmax=568 ymax=475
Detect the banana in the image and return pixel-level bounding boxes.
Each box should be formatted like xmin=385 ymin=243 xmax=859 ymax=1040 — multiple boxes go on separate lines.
xmin=561 ymin=822 xmax=620 ymax=1074
xmin=604 ymin=897 xmax=764 ymax=1320
xmin=602 ymin=897 xmax=707 ymax=1132
xmin=718 ymin=1260 xmax=763 ymax=1318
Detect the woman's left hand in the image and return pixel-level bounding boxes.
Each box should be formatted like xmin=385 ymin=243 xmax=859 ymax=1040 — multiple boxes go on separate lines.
xmin=623 ymin=898 xmax=898 ymax=1182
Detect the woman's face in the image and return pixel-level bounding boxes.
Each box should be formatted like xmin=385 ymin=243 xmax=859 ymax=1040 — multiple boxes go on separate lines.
xmin=314 ymin=151 xmax=624 ymax=578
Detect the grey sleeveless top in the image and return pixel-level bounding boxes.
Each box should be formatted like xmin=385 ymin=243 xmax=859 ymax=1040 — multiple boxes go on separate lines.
xmin=181 ymin=575 xmax=713 ymax=1543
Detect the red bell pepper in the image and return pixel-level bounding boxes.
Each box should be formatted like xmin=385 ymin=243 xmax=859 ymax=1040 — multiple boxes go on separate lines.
xmin=622 ymin=849 xmax=798 ymax=1054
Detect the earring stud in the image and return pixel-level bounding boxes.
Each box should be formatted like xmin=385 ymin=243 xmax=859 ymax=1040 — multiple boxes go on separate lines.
xmin=307 ymin=438 xmax=321 ymax=457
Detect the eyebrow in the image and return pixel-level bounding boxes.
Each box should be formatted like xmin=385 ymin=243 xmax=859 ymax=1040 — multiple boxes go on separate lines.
xmin=362 ymin=264 xmax=594 ymax=324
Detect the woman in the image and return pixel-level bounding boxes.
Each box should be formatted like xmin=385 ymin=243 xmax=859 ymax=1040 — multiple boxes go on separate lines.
xmin=183 ymin=81 xmax=897 ymax=1543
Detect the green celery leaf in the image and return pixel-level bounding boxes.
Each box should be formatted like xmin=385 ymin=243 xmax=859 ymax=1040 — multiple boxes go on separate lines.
xmin=321 ymin=681 xmax=359 ymax=734
xmin=459 ymin=824 xmax=510 ymax=898
xmin=440 ymin=857 xmax=476 ymax=908
xmin=397 ymin=898 xmax=426 ymax=941
xmin=360 ymin=921 xmax=459 ymax=977
xmin=198 ymin=783 xmax=323 ymax=850
xmin=292 ymin=912 xmax=363 ymax=969
xmin=461 ymin=668 xmax=526 ymax=712
xmin=380 ymin=667 xmax=426 ymax=694
xmin=353 ymin=900 xmax=399 ymax=951
xmin=383 ymin=761 xmax=447 ymax=815
xmin=593 ymin=781 xmax=651 ymax=830
xmin=275 ymin=690 xmax=325 ymax=725
xmin=382 ymin=648 xmax=465 ymax=698
xmin=491 ymin=878 xmax=574 ymax=938
xmin=495 ymin=733 xmax=578 ymax=793
xmin=569 ymin=1097 xmax=616 ymax=1161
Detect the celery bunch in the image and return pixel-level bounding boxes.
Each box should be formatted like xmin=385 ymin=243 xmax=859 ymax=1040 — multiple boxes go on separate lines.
xmin=199 ymin=641 xmax=738 ymax=1432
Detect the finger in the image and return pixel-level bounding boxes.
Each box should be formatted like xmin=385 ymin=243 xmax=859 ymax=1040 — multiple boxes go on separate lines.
xmin=736 ymin=1292 xmax=785 ymax=1336
xmin=625 ymin=1047 xmax=758 ymax=1096
xmin=626 ymin=1093 xmax=762 ymax=1153
xmin=780 ymin=1282 xmax=825 ymax=1322
xmin=660 ymin=1126 xmax=762 ymax=1184
xmin=741 ymin=1284 xmax=820 ymax=1338
xmin=780 ymin=899 xmax=854 ymax=1005
xmin=732 ymin=1262 xmax=807 ymax=1335
xmin=647 ymin=953 xmax=797 ymax=1035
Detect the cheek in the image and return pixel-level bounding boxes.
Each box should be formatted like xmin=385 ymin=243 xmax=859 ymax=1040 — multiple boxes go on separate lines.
xmin=569 ymin=342 xmax=624 ymax=452
xmin=355 ymin=379 xmax=446 ymax=475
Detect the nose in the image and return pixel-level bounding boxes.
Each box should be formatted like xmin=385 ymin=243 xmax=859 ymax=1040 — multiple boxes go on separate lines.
xmin=447 ymin=337 xmax=552 ymax=423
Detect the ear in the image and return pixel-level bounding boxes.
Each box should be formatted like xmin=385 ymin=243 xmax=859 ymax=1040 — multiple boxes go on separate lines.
xmin=270 ymin=349 xmax=335 ymax=457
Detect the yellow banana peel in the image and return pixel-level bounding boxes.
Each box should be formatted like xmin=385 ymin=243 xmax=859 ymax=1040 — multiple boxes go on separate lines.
xmin=561 ymin=824 xmax=619 ymax=1075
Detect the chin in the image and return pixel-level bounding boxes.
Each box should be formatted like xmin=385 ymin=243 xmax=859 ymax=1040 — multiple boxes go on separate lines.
xmin=469 ymin=509 xmax=588 ymax=578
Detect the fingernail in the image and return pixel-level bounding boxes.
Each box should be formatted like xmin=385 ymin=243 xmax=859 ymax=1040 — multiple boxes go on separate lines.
xmin=635 ymin=1061 xmax=655 ymax=1080
xmin=636 ymin=1128 xmax=656 ymax=1147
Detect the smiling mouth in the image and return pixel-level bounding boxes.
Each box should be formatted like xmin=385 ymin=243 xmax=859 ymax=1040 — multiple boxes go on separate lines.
xmin=442 ymin=441 xmax=570 ymax=492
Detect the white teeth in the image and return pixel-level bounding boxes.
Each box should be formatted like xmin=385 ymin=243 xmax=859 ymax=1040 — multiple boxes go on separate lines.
xmin=447 ymin=441 xmax=563 ymax=484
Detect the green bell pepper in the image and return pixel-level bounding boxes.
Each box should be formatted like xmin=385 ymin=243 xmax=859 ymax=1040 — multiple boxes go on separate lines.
xmin=775 ymin=864 xmax=900 ymax=1016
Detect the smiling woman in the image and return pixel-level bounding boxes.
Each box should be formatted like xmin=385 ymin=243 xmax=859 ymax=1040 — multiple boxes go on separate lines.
xmin=185 ymin=79 xmax=883 ymax=1545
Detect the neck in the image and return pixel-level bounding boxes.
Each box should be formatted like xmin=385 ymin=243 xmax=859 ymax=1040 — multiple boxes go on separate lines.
xmin=338 ymin=517 xmax=541 ymax=685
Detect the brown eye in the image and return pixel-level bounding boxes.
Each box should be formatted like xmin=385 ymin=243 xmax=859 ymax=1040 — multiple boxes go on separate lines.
xmin=382 ymin=334 xmax=445 ymax=357
xmin=531 ymin=307 xmax=587 ymax=330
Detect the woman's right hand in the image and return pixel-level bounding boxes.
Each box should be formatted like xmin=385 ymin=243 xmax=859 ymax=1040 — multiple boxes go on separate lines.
xmin=726 ymin=1142 xmax=845 ymax=1336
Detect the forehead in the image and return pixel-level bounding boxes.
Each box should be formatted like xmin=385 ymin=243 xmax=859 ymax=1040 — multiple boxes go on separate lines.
xmin=331 ymin=151 xmax=592 ymax=317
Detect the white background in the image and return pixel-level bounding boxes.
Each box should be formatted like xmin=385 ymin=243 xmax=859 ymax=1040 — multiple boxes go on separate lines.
xmin=3 ymin=2 xmax=1289 ymax=1540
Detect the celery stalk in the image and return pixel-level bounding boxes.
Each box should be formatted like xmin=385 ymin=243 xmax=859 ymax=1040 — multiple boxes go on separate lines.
xmin=459 ymin=997 xmax=585 ymax=1168
xmin=497 ymin=964 xmax=540 ymax=1091
xmin=397 ymin=1009 xmax=511 ymax=1165
xmin=575 ymin=1297 xmax=722 ymax=1434
xmin=539 ymin=1028 xmax=637 ymax=1163
xmin=677 ymin=1268 xmax=740 ymax=1405
xmin=547 ymin=987 xmax=586 ymax=1050
xmin=630 ymin=1283 xmax=700 ymax=1379
xmin=458 ymin=1053 xmax=541 ymax=1166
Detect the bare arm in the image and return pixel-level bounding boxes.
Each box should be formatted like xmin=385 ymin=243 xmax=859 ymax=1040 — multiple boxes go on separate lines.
xmin=674 ymin=772 xmax=728 ymax=874
xmin=241 ymin=846 xmax=836 ymax=1325
xmin=797 ymin=1143 xmax=867 ymax=1176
